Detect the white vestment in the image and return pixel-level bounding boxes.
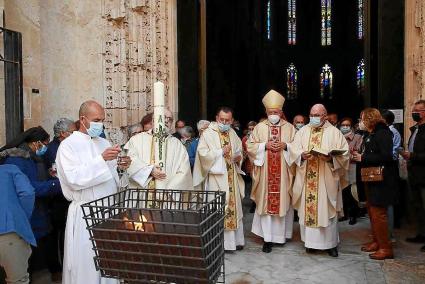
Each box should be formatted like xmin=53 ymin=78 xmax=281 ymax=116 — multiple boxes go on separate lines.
xmin=56 ymin=131 xmax=119 ymax=284
xmin=125 ymin=131 xmax=193 ymax=191
xmin=193 ymin=122 xmax=245 ymax=250
xmin=251 ymin=208 xmax=294 ymax=243
xmin=246 ymin=120 xmax=296 ymax=244
xmin=287 ymin=122 xmax=349 ymax=250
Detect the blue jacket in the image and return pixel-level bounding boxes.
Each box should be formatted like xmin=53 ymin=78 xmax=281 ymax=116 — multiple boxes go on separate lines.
xmin=188 ymin=138 xmax=200 ymax=168
xmin=0 ymin=164 xmax=36 ymax=246
xmin=4 ymin=153 xmax=61 ymax=239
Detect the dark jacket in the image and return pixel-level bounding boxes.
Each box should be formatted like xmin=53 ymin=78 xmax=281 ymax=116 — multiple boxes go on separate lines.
xmin=44 ymin=137 xmax=60 ymax=169
xmin=360 ymin=122 xmax=397 ymax=207
xmin=2 ymin=147 xmax=61 ymax=239
xmin=407 ymin=123 xmax=425 ymax=188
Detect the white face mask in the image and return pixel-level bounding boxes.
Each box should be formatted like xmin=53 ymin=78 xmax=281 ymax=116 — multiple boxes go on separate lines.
xmin=359 ymin=121 xmax=366 ymax=131
xmin=268 ymin=115 xmax=280 ymax=125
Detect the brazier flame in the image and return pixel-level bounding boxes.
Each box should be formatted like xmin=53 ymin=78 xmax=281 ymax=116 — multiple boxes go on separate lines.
xmin=123 ymin=214 xmax=148 ymax=231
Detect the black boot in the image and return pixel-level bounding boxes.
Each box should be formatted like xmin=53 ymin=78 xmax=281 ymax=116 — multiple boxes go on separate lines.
xmin=327 ymin=247 xmax=338 ymax=257
xmin=236 ymin=245 xmax=244 ymax=251
xmin=305 ymin=248 xmax=316 ymax=254
xmin=262 ymin=242 xmax=273 ymax=253
xmin=406 ymin=235 xmax=425 ymax=243
xmin=249 ymin=202 xmax=256 ymax=213
xmin=349 ymin=217 xmax=357 ymax=225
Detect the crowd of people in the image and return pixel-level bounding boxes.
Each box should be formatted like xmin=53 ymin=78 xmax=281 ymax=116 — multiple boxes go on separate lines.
xmin=1 ymin=95 xmax=425 ymax=284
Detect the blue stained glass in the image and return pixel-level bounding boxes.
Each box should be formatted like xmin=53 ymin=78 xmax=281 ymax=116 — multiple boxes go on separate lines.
xmin=288 ymin=0 xmax=296 ymax=45
xmin=286 ymin=63 xmax=298 ymax=99
xmin=358 ymin=0 xmax=364 ymax=39
xmin=267 ymin=1 xmax=272 ymax=40
xmin=321 ymin=0 xmax=332 ymax=46
xmin=320 ymin=64 xmax=333 ymax=99
xmin=357 ymin=59 xmax=365 ymax=94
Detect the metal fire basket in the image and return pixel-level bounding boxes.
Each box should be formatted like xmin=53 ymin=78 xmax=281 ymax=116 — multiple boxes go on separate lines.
xmin=81 ymin=189 xmax=225 ymax=284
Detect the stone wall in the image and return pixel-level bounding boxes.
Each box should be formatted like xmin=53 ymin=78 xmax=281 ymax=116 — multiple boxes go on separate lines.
xmin=2 ymin=0 xmax=103 ymax=142
xmin=0 ymin=0 xmax=177 ymax=145
xmin=102 ymin=0 xmax=177 ymax=145
xmin=404 ymin=0 xmax=425 ymax=140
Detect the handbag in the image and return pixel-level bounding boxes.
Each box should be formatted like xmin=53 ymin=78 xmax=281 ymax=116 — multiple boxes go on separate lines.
xmin=361 ymin=166 xmax=384 ymax=182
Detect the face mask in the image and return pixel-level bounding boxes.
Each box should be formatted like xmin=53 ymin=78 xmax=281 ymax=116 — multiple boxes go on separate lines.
xmin=309 ymin=117 xmax=322 ymax=128
xmin=36 ymin=144 xmax=48 ymax=156
xmin=218 ymin=123 xmax=231 ymax=132
xmin=84 ymin=120 xmax=104 ymax=138
xmin=358 ymin=121 xmax=366 ymax=131
xmin=412 ymin=112 xmax=422 ymax=122
xmin=340 ymin=126 xmax=351 ymax=134
xmin=295 ymin=123 xmax=304 ymax=130
xmin=268 ymin=115 xmax=280 ymax=125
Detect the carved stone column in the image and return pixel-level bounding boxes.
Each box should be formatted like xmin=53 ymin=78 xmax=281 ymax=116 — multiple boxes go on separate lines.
xmin=102 ymin=0 xmax=177 ymax=145
xmin=404 ymin=0 xmax=425 ymax=141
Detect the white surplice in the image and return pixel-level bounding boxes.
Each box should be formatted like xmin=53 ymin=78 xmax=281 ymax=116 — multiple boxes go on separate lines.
xmin=287 ymin=121 xmax=349 ymax=250
xmin=251 ymin=208 xmax=294 ymax=243
xmin=56 ymin=131 xmax=119 ymax=284
xmin=192 ymin=122 xmax=245 ymax=250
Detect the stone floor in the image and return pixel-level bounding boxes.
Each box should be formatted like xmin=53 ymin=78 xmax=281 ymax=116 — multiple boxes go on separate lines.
xmin=32 ymin=200 xmax=425 ymax=284
xmin=225 ymin=209 xmax=425 ymax=284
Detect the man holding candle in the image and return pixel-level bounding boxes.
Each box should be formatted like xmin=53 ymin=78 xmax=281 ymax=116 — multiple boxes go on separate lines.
xmin=193 ymin=106 xmax=245 ymax=251
xmin=56 ymin=100 xmax=131 ymax=284
xmin=125 ymin=109 xmax=193 ymax=190
xmin=125 ymin=82 xmax=193 ymax=191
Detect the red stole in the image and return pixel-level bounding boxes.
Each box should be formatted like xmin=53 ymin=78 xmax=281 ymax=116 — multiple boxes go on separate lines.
xmin=267 ymin=125 xmax=282 ymax=215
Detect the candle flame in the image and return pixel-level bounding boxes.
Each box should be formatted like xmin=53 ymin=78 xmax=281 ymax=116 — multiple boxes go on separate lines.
xmin=123 ymin=215 xmax=148 ymax=231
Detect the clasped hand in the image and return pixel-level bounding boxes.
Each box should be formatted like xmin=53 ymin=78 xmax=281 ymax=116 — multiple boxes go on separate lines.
xmin=151 ymin=166 xmax=166 ymax=180
xmin=266 ymin=141 xmax=286 ymax=152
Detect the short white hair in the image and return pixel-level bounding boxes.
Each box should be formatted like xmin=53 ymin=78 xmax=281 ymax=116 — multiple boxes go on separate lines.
xmin=197 ymin=120 xmax=210 ymax=131
xmin=53 ymin=118 xmax=75 ymax=138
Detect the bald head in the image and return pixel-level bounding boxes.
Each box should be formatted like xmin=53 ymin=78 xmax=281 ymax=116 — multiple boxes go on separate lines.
xmin=310 ymin=104 xmax=327 ymax=116
xmin=309 ymin=104 xmax=327 ymax=128
xmin=79 ymin=100 xmax=105 ymax=133
xmin=79 ymin=100 xmax=104 ymax=117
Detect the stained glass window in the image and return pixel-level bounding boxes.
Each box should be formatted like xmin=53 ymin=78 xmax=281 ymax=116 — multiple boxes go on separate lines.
xmin=358 ymin=0 xmax=364 ymax=39
xmin=288 ymin=0 xmax=296 ymax=45
xmin=266 ymin=0 xmax=272 ymax=40
xmin=286 ymin=63 xmax=298 ymax=99
xmin=321 ymin=0 xmax=332 ymax=46
xmin=357 ymin=59 xmax=365 ymax=94
xmin=320 ymin=64 xmax=333 ymax=99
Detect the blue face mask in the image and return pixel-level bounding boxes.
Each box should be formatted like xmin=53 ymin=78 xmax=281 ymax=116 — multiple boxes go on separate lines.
xmin=218 ymin=123 xmax=231 ymax=132
xmin=309 ymin=117 xmax=322 ymax=128
xmin=340 ymin=126 xmax=351 ymax=134
xmin=36 ymin=144 xmax=48 ymax=156
xmin=83 ymin=118 xmax=104 ymax=138
xmin=295 ymin=123 xmax=304 ymax=130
